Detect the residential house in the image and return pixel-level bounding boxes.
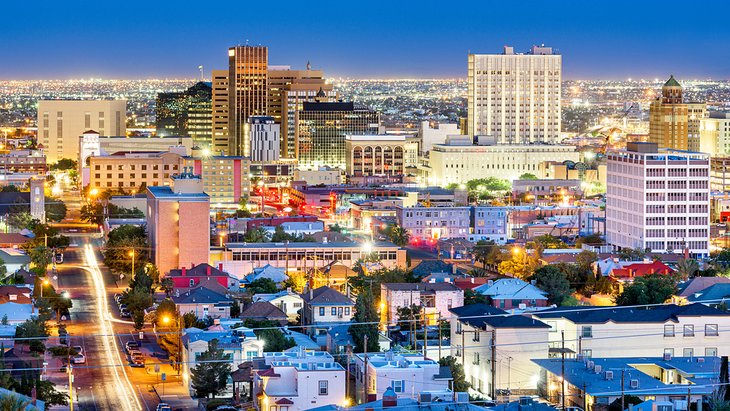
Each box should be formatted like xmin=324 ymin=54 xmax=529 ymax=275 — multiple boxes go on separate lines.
xmin=0 ymin=249 xmax=30 ymax=273
xmin=673 ymin=277 xmax=730 ymax=304
xmin=533 ymin=303 xmax=730 ymax=359
xmin=533 ymin=356 xmax=719 ymax=411
xmin=252 ymin=290 xmax=304 ymax=322
xmin=0 ymin=286 xmax=34 ymax=325
xmin=252 ymin=348 xmax=345 ymax=411
xmin=685 ymin=284 xmax=730 ymax=307
xmin=450 ymin=304 xmax=550 ymax=397
xmin=353 ymin=351 xmax=452 ymax=403
xmin=301 ymin=286 xmax=354 ymax=345
xmin=171 ymin=286 xmax=234 ymax=319
xmin=306 ymin=390 xmax=482 ymax=411
xmin=473 ymin=278 xmax=548 ymax=310
xmin=0 ymin=387 xmax=45 ymax=410
xmin=610 ymin=260 xmax=674 ymax=282
xmin=167 ymin=263 xmax=240 ymax=292
xmin=240 ymin=302 xmax=288 ymax=325
xmin=325 ymin=324 xmax=392 ymax=355
xmin=181 ymin=324 xmax=264 ymax=396
xmin=409 ymin=260 xmax=454 ymax=279
xmin=243 ymin=264 xmax=289 ymax=286
xmin=0 ymin=233 xmax=32 ymax=249
xmin=381 ymin=283 xmax=464 ymax=325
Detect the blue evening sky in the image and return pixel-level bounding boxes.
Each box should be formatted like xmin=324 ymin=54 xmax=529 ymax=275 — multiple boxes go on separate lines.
xmin=1 ymin=0 xmax=729 ymax=80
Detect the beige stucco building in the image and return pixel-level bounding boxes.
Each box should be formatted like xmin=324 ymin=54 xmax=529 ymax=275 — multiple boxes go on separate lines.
xmin=38 ymin=100 xmax=127 ymax=163
xmin=344 ymin=135 xmax=418 ymax=177
xmin=89 ymin=151 xmax=183 ymax=191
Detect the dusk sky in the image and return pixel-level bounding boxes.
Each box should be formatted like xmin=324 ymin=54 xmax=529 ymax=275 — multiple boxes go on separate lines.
xmin=3 ymin=0 xmax=730 ymax=80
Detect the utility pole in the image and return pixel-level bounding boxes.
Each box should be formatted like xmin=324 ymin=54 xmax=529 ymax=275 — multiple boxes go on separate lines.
xmin=561 ymin=330 xmax=566 ymax=411
xmin=67 ymin=332 xmax=73 ymax=411
xmin=438 ymin=317 xmax=442 ymax=360
xmin=422 ymin=308 xmax=427 ymax=359
xmin=621 ymin=369 xmax=625 ymax=411
xmin=490 ymin=329 xmax=496 ymax=401
xmin=363 ymin=335 xmax=369 ymax=403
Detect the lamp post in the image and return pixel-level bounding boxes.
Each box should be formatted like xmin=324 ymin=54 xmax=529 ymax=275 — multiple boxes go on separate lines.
xmin=161 ymin=314 xmax=182 ymax=376
xmin=129 ymin=249 xmax=136 ymax=278
xmin=40 ymin=278 xmax=50 ymax=299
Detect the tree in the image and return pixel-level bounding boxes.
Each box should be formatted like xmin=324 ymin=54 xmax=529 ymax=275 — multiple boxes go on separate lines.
xmin=519 ymin=173 xmax=538 ymax=180
xmin=464 ymin=289 xmax=490 ymax=305
xmin=472 ymin=240 xmax=498 ymax=267
xmin=160 ymin=277 xmax=174 ymax=297
xmin=533 ymin=235 xmax=568 ymax=250
xmin=27 ymin=246 xmax=52 ymax=276
xmin=242 ymin=227 xmax=269 ymax=243
xmin=676 ymin=258 xmax=700 ymax=280
xmin=7 ymin=212 xmax=33 ymax=231
xmin=386 ymin=224 xmax=410 ymax=247
xmin=282 ymin=271 xmax=307 ymax=293
xmin=614 ymin=274 xmax=678 ymax=306
xmin=439 ymin=356 xmax=470 ymax=392
xmin=49 ymin=158 xmax=77 ymax=171
xmin=532 ymin=266 xmax=573 ymax=306
xmin=15 ymin=318 xmax=48 ymax=355
xmin=498 ymin=249 xmax=539 ymax=279
xmin=122 ymin=288 xmax=153 ymax=330
xmin=243 ymin=320 xmax=296 ymax=352
xmin=576 ymin=233 xmax=603 ymax=247
xmin=575 ymin=250 xmax=598 ymax=273
xmin=608 ymin=396 xmax=642 ymax=411
xmin=396 ymin=304 xmax=422 ymax=329
xmin=328 ymin=224 xmax=344 ymax=233
xmin=618 ymin=247 xmax=647 ymax=261
xmin=270 ymin=225 xmax=292 ymax=242
xmin=0 ymin=392 xmax=33 ymax=411
xmin=349 ymin=288 xmax=379 ymax=353
xmin=80 ymin=202 xmax=104 ymax=225
xmin=190 ymin=339 xmax=233 ymax=398
xmin=103 ymin=225 xmax=149 ymax=275
xmin=44 ymin=197 xmax=67 ymax=222
xmin=245 ymin=278 xmax=278 ymax=294
xmin=155 ymin=299 xmax=177 ymax=324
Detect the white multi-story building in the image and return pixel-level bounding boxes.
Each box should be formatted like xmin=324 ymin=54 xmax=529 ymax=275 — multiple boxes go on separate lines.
xmin=249 ymin=116 xmax=280 ymax=162
xmin=38 ymin=100 xmax=127 ymax=163
xmin=253 ymin=349 xmax=346 ymax=411
xmin=418 ymin=121 xmax=460 ymax=154
xmin=381 ymin=283 xmax=464 ymax=325
xmin=353 ymin=351 xmax=452 ymax=403
xmin=700 ymin=112 xmax=730 ymax=156
xmin=396 ymin=205 xmax=471 ymax=241
xmin=471 ymin=206 xmax=509 ymax=244
xmin=606 ymin=142 xmax=710 ymax=257
xmin=449 ymin=304 xmax=550 ymax=397
xmin=533 ymin=303 xmax=730 ymax=359
xmin=468 ymin=45 xmax=561 ymax=144
xmin=427 ymin=136 xmax=579 ymax=186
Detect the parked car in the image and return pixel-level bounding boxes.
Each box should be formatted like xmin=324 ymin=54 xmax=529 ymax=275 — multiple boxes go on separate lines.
xmin=73 ymin=354 xmax=86 ymax=364
xmin=156 ymin=403 xmax=172 ymax=411
xmin=131 ymin=353 xmax=145 ymax=367
xmin=118 ymin=304 xmax=128 ymax=311
xmin=120 ymin=309 xmax=131 ymax=318
xmin=73 ymin=346 xmax=83 ymax=355
xmin=125 ymin=341 xmax=139 ymax=353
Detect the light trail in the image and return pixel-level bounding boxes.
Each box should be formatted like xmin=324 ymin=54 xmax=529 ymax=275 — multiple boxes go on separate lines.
xmin=83 ymin=243 xmax=141 ymax=411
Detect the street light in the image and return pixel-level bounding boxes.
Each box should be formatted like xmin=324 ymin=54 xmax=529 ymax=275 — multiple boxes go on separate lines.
xmin=40 ymin=278 xmax=50 ymax=298
xmin=161 ymin=314 xmax=182 ymax=375
xmin=129 ymin=249 xmax=135 ymax=278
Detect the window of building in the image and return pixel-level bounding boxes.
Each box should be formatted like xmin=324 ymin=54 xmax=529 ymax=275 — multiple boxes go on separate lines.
xmin=318 ymin=380 xmax=328 ymax=395
xmin=393 ymin=380 xmax=404 ymax=393
xmin=473 ymin=352 xmax=480 ymax=365
xmin=683 ymin=348 xmax=694 ymax=357
xmin=705 ymin=324 xmax=719 ymax=337
xmin=319 ymin=307 xmax=325 ymax=316
xmin=581 ymin=349 xmax=592 ymax=358
xmin=706 ymin=347 xmax=718 ymax=356
xmin=331 ymin=307 xmax=337 ymax=316
xmin=581 ymin=326 xmax=592 ymax=338
xmin=664 ymin=348 xmax=674 ymax=356
xmin=664 ymin=325 xmax=675 ymax=337
xmin=684 ymin=325 xmax=695 ymax=337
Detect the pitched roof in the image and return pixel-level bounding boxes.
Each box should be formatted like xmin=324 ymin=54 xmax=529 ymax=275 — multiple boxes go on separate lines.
xmin=473 ymin=278 xmax=548 ymax=300
xmin=449 ymin=303 xmax=549 ymax=329
xmin=610 ymin=260 xmax=673 ymax=279
xmin=172 ymin=286 xmax=232 ymax=305
xmin=411 ymin=260 xmax=453 ymax=277
xmin=168 ymin=263 xmax=227 ymax=278
xmin=301 ymin=286 xmax=353 ymax=306
xmin=534 ymin=303 xmax=730 ymax=324
xmin=240 ymin=302 xmax=287 ymax=320
xmin=0 ymin=233 xmax=32 ymax=245
xmin=244 ymin=264 xmax=288 ymax=284
xmin=686 ymin=283 xmax=730 ymax=303
xmin=664 ymin=75 xmax=681 ymax=88
xmin=677 ymin=277 xmax=730 ymax=298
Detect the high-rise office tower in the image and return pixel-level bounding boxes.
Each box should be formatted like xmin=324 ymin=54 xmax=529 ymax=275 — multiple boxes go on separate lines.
xmin=296 ymin=100 xmax=380 ymax=170
xmin=606 ymin=142 xmax=709 ymax=258
xmin=249 ymin=116 xmax=280 ymax=162
xmin=37 ymin=100 xmax=127 ymax=163
xmin=156 ymin=82 xmax=212 ymax=148
xmin=228 ymin=45 xmax=268 ymax=156
xmin=268 ymin=65 xmax=335 ymax=158
xmin=211 ymin=70 xmax=230 ymax=155
xmin=467 ymin=45 xmax=561 ymax=144
xmin=648 ymin=75 xmax=707 ymax=151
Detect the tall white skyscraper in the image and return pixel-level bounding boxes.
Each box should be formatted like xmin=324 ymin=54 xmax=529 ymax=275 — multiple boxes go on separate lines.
xmin=467 ymin=45 xmax=561 ymax=144
xmin=606 ymin=142 xmax=710 ymax=258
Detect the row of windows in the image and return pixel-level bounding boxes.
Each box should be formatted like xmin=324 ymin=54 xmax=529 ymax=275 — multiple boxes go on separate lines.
xmin=317 ymin=306 xmax=351 ymax=316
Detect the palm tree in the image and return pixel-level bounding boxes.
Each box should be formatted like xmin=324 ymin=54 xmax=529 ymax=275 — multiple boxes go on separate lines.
xmin=388 ymin=224 xmax=410 ymax=247
xmin=0 ymin=392 xmax=34 ymax=411
xmin=676 ymin=258 xmax=700 ymax=280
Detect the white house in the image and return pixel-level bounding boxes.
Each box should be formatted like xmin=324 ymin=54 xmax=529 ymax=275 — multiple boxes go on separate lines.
xmin=253 ymin=348 xmax=346 ymax=411
xmin=450 ymin=304 xmax=550 ymax=397
xmin=181 ymin=325 xmax=264 ymax=396
xmin=352 ymin=351 xmax=452 ymax=403
xmin=533 ymin=303 xmax=730 ymax=359
xmin=301 ymin=286 xmax=354 ymax=345
xmin=381 ymin=283 xmax=464 ymax=325
xmin=252 ymin=290 xmax=304 ymax=322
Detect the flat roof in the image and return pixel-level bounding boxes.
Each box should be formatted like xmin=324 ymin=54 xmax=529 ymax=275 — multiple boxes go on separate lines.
xmin=226 ymin=241 xmax=400 ymax=249
xmin=147 ymin=186 xmax=209 ymax=199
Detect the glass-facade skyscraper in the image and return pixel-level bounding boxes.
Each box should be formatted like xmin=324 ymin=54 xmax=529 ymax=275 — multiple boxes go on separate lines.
xmin=228 ymin=45 xmax=268 ymax=156
xmin=156 ymin=81 xmax=212 ymax=148
xmin=296 ymin=101 xmax=380 ymax=170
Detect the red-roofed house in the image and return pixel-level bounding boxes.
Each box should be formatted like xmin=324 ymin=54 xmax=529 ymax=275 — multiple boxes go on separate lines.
xmin=609 ymin=260 xmax=674 ymax=282
xmin=167 ymin=263 xmax=240 ymax=292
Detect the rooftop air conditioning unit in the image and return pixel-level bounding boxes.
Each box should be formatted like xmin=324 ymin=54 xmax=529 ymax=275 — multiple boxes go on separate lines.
xmin=518 ymin=303 xmax=527 ymax=310
xmin=605 ymin=370 xmax=614 ymax=380
xmin=664 ymin=353 xmax=672 ymax=361
xmin=587 ymin=361 xmax=595 ymax=370
xmin=594 ymin=365 xmax=602 ymax=374
xmin=698 ymin=358 xmax=705 ymax=363
xmin=630 ymin=379 xmax=639 ymax=389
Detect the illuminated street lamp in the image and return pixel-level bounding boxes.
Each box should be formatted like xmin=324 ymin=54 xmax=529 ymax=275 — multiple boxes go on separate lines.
xmin=161 ymin=314 xmax=182 ymax=375
xmin=129 ymin=249 xmax=135 ymax=278
xmin=40 ymin=278 xmax=50 ymax=298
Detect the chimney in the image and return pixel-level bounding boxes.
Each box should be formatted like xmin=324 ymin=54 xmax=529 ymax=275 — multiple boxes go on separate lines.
xmin=182 ymin=267 xmax=187 ymax=276
xmin=309 ymin=288 xmax=314 ymax=300
xmin=219 ymin=263 xmax=223 ymax=272
xmin=207 ymin=265 xmax=211 ymax=276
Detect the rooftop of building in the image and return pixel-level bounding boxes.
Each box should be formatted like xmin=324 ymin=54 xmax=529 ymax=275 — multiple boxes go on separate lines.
xmin=473 ymin=278 xmax=548 ymax=301
xmin=382 ymin=283 xmax=461 ymax=292
xmin=301 ymin=286 xmax=353 ymax=306
xmin=533 ymin=302 xmax=729 ymax=324
xmin=450 ymin=303 xmax=550 ymax=329
xmin=225 ymin=241 xmax=399 ymax=249
xmin=147 ymin=185 xmax=209 ymax=199
xmin=171 ymin=286 xmax=232 ymax=305
xmin=532 ymin=356 xmax=719 ymax=396
xmin=302 ymin=101 xmax=372 ymax=112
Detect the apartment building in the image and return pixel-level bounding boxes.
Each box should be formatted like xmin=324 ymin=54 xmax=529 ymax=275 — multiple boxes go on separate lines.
xmin=471 ymin=206 xmax=509 ymax=244
xmin=0 ymin=150 xmax=47 ymax=174
xmin=700 ymin=112 xmax=730 ymax=156
xmin=606 ymin=142 xmax=710 ymax=257
xmin=396 ymin=205 xmax=471 ymax=240
xmin=211 ymin=69 xmax=230 ymax=155
xmin=381 ymin=283 xmax=464 ymax=325
xmin=88 ymin=150 xmax=183 ymax=190
xmin=533 ymin=303 xmax=730 ymax=359
xmin=468 ymin=45 xmax=561 ymax=144
xmin=182 ymin=153 xmax=250 ymax=206
xmin=450 ymin=304 xmax=550 ymax=397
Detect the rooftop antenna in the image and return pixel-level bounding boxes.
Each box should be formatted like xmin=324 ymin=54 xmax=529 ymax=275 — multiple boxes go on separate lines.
xmin=306 ymin=61 xmax=311 ymax=70
xmin=198 ymin=65 xmax=204 ymax=81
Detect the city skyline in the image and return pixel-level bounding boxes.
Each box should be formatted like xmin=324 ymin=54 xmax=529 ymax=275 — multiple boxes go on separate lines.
xmin=3 ymin=0 xmax=730 ymax=80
